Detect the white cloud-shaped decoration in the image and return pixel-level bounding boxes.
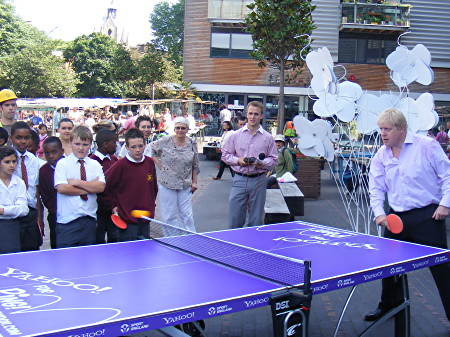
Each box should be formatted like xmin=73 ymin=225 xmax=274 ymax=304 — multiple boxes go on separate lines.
xmin=398 ymin=93 xmax=438 ymax=133
xmin=386 ymin=44 xmax=434 ymax=88
xmin=293 ymin=115 xmax=337 ymax=162
xmin=313 ymin=81 xmax=362 ymax=122
xmin=356 ymin=93 xmax=400 ymax=135
xmin=306 ymin=47 xmax=337 ymax=99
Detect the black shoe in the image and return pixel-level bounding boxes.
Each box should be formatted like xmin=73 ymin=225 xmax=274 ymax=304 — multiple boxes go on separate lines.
xmin=364 ymin=307 xmax=388 ymax=321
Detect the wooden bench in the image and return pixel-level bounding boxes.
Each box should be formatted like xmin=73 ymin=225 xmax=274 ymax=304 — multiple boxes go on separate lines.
xmin=278 ymin=182 xmax=305 ymax=216
xmin=264 ymin=189 xmax=291 ymax=224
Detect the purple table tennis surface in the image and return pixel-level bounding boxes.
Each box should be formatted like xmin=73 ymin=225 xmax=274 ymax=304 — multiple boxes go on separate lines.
xmin=0 ymin=221 xmax=447 ymax=337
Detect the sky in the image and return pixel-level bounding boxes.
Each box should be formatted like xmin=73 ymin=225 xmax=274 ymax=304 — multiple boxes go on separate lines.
xmin=13 ymin=0 xmax=173 ymax=46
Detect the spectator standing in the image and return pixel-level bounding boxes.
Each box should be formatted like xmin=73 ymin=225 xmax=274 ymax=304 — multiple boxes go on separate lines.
xmin=39 ymin=137 xmax=64 ymax=249
xmin=212 ymin=121 xmax=234 ymax=180
xmin=57 ymin=118 xmax=74 ymax=156
xmin=0 ymin=89 xmax=18 ymax=135
xmin=54 ymin=126 xmax=105 ymax=248
xmin=10 ymin=122 xmax=42 ymax=251
xmin=151 ymin=117 xmax=200 ymax=232
xmin=221 ymin=101 xmax=278 ymax=228
xmin=90 ymin=129 xmax=118 ymax=243
xmin=0 ymin=146 xmax=28 ymax=254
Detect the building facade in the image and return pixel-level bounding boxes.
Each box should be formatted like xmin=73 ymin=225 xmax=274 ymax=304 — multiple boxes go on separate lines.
xmin=183 ymin=0 xmax=450 ymax=126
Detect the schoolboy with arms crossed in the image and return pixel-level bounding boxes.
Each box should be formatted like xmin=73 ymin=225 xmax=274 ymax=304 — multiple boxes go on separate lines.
xmin=10 ymin=122 xmax=42 ymax=251
xmin=39 ymin=137 xmax=64 ymax=249
xmin=54 ymin=126 xmax=105 ymax=248
xmin=106 ymin=128 xmax=158 ymax=242
xmin=0 ymin=146 xmax=28 ymax=254
xmin=89 ymin=129 xmax=119 ymax=243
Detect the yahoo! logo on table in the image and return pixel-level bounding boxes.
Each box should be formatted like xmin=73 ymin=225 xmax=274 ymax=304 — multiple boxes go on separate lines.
xmin=363 ymin=271 xmax=383 ymax=281
xmin=67 ymin=329 xmax=105 ymax=337
xmin=162 ymin=312 xmax=195 ymax=324
xmin=0 ymin=268 xmax=112 ymax=293
xmin=244 ymin=297 xmax=269 ymax=308
xmin=312 ymin=284 xmax=328 ymax=292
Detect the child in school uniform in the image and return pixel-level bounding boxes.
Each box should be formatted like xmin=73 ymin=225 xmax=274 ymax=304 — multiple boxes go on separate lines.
xmin=89 ymin=129 xmax=119 ymax=243
xmin=117 ymin=116 xmax=153 ymax=159
xmin=0 ymin=146 xmax=28 ymax=254
xmin=106 ymin=128 xmax=158 ymax=242
xmin=39 ymin=137 xmax=64 ymax=249
xmin=10 ymin=122 xmax=42 ymax=251
xmin=54 ymin=126 xmax=105 ymax=248
xmin=0 ymin=127 xmax=8 ymax=146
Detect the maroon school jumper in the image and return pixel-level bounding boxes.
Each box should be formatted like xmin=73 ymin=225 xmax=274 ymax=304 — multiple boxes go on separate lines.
xmin=89 ymin=153 xmax=118 ymax=212
xmin=105 ymin=156 xmax=158 ymax=224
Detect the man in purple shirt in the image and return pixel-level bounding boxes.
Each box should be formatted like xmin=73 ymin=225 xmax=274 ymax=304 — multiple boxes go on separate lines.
xmin=221 ymin=101 xmax=278 ymax=228
xmin=366 ymin=108 xmax=450 ymax=322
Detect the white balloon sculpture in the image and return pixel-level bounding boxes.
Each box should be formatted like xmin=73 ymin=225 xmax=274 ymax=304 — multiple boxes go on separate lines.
xmin=299 ymin=41 xmax=438 ymax=234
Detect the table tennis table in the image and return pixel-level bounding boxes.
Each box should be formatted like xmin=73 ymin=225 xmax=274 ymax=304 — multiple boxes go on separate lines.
xmin=0 ymin=220 xmax=447 ymax=337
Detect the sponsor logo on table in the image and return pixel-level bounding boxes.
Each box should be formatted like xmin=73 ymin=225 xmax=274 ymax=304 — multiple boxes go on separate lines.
xmin=67 ymin=329 xmax=105 ymax=337
xmin=435 ymin=256 xmax=448 ymax=264
xmin=273 ymin=237 xmax=378 ymax=250
xmin=363 ymin=271 xmax=383 ymax=281
xmin=120 ymin=321 xmax=149 ymax=333
xmin=244 ymin=297 xmax=269 ymax=308
xmin=412 ymin=260 xmax=429 ymax=269
xmin=312 ymin=284 xmax=328 ymax=293
xmin=0 ymin=268 xmax=112 ymax=294
xmin=208 ymin=304 xmax=232 ymax=316
xmin=162 ymin=312 xmax=195 ymax=325
xmin=390 ymin=266 xmax=406 ymax=275
xmin=337 ymin=278 xmax=355 ymax=287
xmin=0 ymin=310 xmax=22 ymax=336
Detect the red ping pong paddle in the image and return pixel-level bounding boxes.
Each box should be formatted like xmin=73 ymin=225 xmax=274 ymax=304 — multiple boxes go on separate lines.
xmin=386 ymin=214 xmax=403 ymax=234
xmin=111 ymin=214 xmax=127 ymax=229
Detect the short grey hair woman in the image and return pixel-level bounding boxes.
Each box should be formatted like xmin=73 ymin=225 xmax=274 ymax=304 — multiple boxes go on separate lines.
xmin=151 ymin=117 xmax=199 ymax=232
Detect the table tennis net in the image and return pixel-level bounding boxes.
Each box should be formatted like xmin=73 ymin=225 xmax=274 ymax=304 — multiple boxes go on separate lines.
xmin=150 ymin=221 xmax=307 ymax=287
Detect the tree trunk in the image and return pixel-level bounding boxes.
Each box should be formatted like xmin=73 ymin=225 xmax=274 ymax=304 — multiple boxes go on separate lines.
xmin=276 ymin=60 xmax=286 ymax=134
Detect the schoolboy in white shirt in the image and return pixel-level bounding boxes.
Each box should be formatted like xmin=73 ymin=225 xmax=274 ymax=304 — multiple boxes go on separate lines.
xmin=54 ymin=126 xmax=105 ymax=248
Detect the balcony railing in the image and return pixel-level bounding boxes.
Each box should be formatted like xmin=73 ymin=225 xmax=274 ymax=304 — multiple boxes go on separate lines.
xmin=208 ymin=0 xmax=253 ymax=20
xmin=341 ymin=1 xmax=411 ymax=29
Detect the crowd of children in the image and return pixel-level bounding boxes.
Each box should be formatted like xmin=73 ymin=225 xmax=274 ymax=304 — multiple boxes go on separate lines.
xmin=0 ymin=90 xmax=159 ymax=253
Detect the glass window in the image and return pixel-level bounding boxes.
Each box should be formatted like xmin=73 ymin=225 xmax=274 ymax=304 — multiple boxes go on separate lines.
xmin=211 ymin=33 xmax=231 ymax=57
xmin=211 ymin=28 xmax=253 ymax=59
xmin=338 ymin=33 xmax=397 ymax=64
xmin=230 ymin=34 xmax=253 ymax=58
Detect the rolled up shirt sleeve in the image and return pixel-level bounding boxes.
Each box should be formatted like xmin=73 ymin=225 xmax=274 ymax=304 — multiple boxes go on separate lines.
xmin=369 ymin=153 xmax=388 ymax=218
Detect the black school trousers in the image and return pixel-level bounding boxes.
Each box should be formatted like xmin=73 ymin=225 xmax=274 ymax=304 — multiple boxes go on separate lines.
xmin=379 ymin=204 xmax=450 ymax=321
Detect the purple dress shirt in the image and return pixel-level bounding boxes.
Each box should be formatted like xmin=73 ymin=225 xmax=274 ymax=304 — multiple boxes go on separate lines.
xmin=221 ymin=125 xmax=278 ymax=175
xmin=369 ymin=132 xmax=450 ymax=217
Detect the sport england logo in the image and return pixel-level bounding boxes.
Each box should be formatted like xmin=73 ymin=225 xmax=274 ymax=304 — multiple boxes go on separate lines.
xmin=120 ymin=324 xmax=129 ymax=333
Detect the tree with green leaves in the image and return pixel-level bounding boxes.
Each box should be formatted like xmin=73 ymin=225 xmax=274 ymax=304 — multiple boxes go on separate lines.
xmin=150 ymin=0 xmax=185 ymax=67
xmin=0 ymin=0 xmax=78 ymax=97
xmin=63 ymin=33 xmax=136 ymax=97
xmin=128 ymin=44 xmax=182 ymax=99
xmin=245 ymin=0 xmax=316 ymax=133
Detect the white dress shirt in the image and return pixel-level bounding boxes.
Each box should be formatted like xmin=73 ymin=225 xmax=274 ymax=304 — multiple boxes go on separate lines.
xmin=54 ymin=153 xmax=105 ymax=224
xmin=13 ymin=150 xmax=39 ymax=208
xmin=0 ymin=174 xmax=29 ymax=219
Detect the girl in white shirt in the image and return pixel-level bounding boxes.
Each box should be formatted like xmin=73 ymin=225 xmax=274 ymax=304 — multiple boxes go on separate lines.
xmin=0 ymin=146 xmax=28 ymax=253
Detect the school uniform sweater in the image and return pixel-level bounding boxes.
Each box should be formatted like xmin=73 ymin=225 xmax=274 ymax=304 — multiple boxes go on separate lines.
xmin=105 ymin=157 xmax=158 ymax=224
